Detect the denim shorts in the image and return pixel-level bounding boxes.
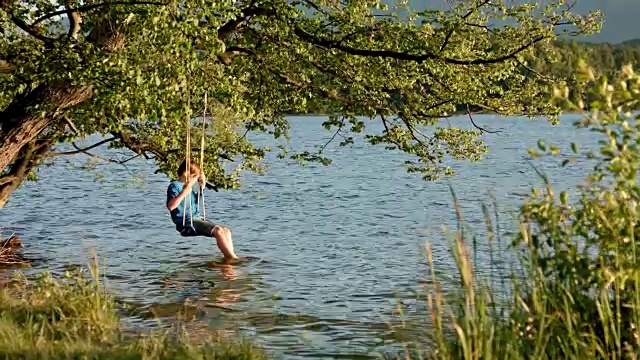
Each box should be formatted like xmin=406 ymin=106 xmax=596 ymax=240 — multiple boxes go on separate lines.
xmin=176 ymin=218 xmax=217 ymax=237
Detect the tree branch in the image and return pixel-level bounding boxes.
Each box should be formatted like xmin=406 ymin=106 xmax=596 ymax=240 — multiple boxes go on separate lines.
xmin=31 ymin=1 xmax=167 ymax=26
xmin=439 ymin=0 xmax=491 ymax=53
xmin=51 ymin=138 xmax=147 ymax=166
xmin=217 ymin=7 xmax=275 ymax=40
xmin=256 ymin=52 xmax=349 ymax=103
xmin=65 ymin=0 xmax=82 ymax=39
xmin=0 ymin=60 xmax=12 ymax=74
xmin=379 ymin=114 xmax=409 ymax=152
xmin=0 ymin=176 xmax=16 ymax=187
xmin=318 ymin=116 xmax=345 ymax=153
xmin=398 ymin=114 xmax=433 ymax=146
xmin=116 ymin=153 xmax=143 ymax=164
xmin=301 ymin=0 xmax=330 ymax=16
xmin=0 ymin=138 xmax=55 ymax=206
xmin=308 ymin=58 xmax=339 ymax=76
xmin=216 ymin=46 xmax=255 ymax=65
xmin=112 ymin=130 xmax=168 ymax=161
xmin=10 ymin=16 xmax=54 ymax=43
xmin=294 ymin=26 xmax=546 ymax=65
xmin=62 ymin=116 xmax=79 ymax=134
xmin=466 ymin=104 xmax=500 ymax=134
xmin=407 ymin=99 xmax=455 ymax=119
xmin=47 ymin=137 xmax=116 ymax=157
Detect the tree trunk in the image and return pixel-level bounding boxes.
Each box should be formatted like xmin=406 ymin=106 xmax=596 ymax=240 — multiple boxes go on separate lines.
xmin=0 ymin=15 xmax=126 ymax=208
xmin=0 ymin=82 xmax=92 ymax=207
xmin=0 ymin=138 xmax=54 ymax=207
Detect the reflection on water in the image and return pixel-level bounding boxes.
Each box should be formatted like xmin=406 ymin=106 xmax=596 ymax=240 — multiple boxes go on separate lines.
xmin=0 ymin=115 xmax=603 ymax=359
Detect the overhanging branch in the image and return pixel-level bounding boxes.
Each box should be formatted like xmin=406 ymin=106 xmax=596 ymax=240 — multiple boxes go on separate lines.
xmin=294 ymin=26 xmax=546 ymax=65
xmin=31 ymin=0 xmax=167 ymax=26
xmin=10 ymin=16 xmax=54 ymax=43
xmin=47 ymin=137 xmax=116 ymax=157
xmin=466 ymin=104 xmax=501 ymax=134
xmin=65 ymin=0 xmax=82 ymax=39
xmin=217 ymin=6 xmax=275 ymax=40
xmin=0 ymin=60 xmax=12 ymax=74
xmin=217 ymin=46 xmax=255 ymax=65
xmin=439 ymin=0 xmax=491 ymax=53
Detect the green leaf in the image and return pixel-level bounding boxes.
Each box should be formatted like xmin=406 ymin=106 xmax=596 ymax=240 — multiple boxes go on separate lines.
xmin=571 ymin=142 xmax=578 ymax=153
xmin=538 ymin=140 xmax=547 ymax=152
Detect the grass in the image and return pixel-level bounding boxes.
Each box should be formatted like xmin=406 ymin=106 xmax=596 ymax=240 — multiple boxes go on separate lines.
xmin=413 ymin=185 xmax=640 ymax=360
xmin=0 ymin=252 xmax=268 ymax=360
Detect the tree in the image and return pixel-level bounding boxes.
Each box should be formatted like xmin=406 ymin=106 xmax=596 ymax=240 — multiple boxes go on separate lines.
xmin=0 ymin=0 xmax=600 ymax=207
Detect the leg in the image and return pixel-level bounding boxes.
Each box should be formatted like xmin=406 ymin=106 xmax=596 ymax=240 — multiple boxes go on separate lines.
xmin=191 ymin=219 xmax=242 ymax=262
xmin=222 ymin=227 xmax=235 ymax=255
xmin=212 ymin=225 xmax=238 ymax=261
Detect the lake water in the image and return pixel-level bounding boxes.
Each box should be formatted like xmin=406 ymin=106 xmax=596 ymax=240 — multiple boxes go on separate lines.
xmin=0 ymin=114 xmax=603 ymax=358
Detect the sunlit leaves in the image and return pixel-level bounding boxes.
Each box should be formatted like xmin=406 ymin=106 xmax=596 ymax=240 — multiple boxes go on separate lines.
xmin=518 ymin=62 xmax=640 ymax=303
xmin=0 ymin=0 xmax=602 ymax=191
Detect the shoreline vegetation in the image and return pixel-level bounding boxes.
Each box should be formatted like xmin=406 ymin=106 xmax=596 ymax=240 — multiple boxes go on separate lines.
xmin=405 ymin=64 xmax=640 ymax=359
xmin=0 ymin=251 xmax=268 ymax=359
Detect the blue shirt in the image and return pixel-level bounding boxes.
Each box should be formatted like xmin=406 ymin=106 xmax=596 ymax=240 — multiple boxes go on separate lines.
xmin=167 ymin=180 xmax=202 ymax=226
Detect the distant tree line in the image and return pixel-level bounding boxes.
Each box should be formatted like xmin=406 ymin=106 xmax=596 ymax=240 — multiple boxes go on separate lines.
xmin=533 ymin=39 xmax=640 ymax=81
xmin=525 ymin=38 xmax=640 ymax=111
xmin=300 ymin=38 xmax=640 ymax=116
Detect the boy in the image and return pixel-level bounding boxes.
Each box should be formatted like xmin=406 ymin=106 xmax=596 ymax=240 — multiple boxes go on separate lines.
xmin=166 ymin=160 xmax=239 ymax=262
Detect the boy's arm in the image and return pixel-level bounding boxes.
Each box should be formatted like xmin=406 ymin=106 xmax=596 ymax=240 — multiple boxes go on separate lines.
xmin=198 ymin=173 xmax=206 ymax=190
xmin=167 ymin=181 xmax=196 ymax=211
xmin=190 ymin=174 xmax=205 ymax=197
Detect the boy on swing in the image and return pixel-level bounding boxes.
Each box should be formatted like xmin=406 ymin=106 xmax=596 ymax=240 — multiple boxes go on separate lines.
xmin=166 ymin=160 xmax=239 ymax=263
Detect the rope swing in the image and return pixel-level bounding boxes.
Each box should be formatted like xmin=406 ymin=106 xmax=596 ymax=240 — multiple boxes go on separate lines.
xmin=182 ymin=90 xmax=193 ymax=229
xmin=198 ymin=93 xmax=207 ymax=220
xmin=182 ymin=91 xmax=209 ymax=229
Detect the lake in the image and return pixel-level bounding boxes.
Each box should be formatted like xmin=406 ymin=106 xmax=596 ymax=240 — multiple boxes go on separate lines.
xmin=0 ymin=114 xmax=602 ymax=359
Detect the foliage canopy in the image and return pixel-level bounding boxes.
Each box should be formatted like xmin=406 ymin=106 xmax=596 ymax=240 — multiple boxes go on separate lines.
xmin=0 ymin=0 xmax=600 ymax=205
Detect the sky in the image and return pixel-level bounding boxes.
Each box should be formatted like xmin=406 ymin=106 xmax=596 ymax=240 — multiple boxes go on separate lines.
xmin=573 ymin=0 xmax=640 ymax=43
xmin=406 ymin=0 xmax=640 ymax=44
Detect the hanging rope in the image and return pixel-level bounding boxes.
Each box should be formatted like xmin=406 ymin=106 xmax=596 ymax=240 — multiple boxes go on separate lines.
xmin=182 ymin=88 xmax=193 ymax=229
xmin=182 ymin=87 xmax=210 ymax=227
xmin=198 ymin=93 xmax=207 ymax=220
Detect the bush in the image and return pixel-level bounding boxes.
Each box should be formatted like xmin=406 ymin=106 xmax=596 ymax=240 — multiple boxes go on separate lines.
xmin=422 ymin=62 xmax=640 ymax=359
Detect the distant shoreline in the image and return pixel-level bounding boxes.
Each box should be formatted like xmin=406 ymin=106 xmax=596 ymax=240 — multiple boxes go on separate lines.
xmin=284 ymin=111 xmax=585 ymax=118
